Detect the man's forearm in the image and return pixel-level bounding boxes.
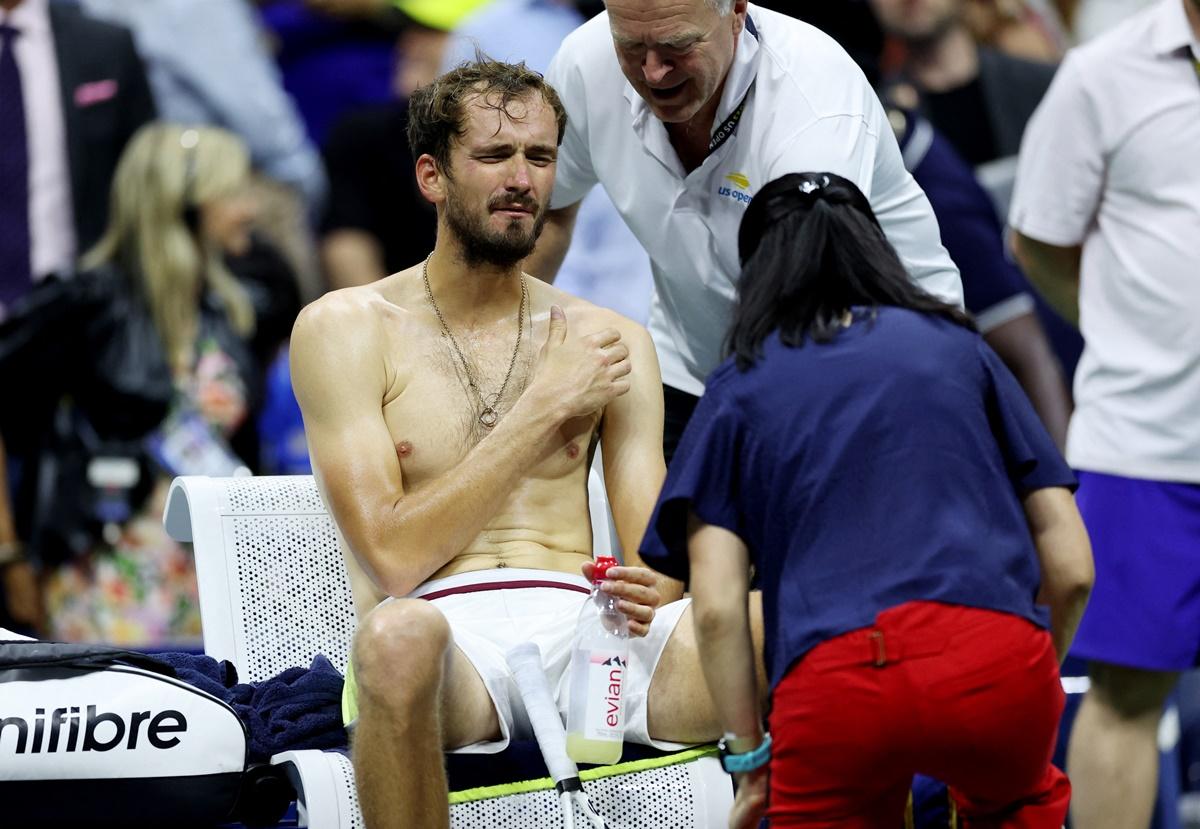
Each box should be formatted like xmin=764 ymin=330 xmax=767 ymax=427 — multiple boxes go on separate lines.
xmin=1010 ymin=232 xmax=1082 ymax=325
xmin=524 ymin=203 xmax=580 ymax=283
xmin=984 ymin=313 xmax=1072 ymax=451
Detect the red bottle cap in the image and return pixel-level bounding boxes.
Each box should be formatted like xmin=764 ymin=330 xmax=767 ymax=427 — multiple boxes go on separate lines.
xmin=592 ymin=556 xmax=618 ymax=582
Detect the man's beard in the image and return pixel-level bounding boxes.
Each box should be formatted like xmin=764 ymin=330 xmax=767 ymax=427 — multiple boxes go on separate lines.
xmin=445 ymin=191 xmax=546 ymax=269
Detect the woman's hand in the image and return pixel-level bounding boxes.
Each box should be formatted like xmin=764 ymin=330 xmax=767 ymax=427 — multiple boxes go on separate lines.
xmin=580 ymin=562 xmax=661 ymax=637
xmin=729 ymin=767 xmax=769 ymax=829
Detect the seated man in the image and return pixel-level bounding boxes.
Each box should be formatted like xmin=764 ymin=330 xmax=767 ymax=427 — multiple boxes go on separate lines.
xmin=290 ymin=59 xmax=765 ymax=828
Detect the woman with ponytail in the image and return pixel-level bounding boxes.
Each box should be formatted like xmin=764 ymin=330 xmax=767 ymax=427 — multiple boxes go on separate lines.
xmin=639 ymin=172 xmax=1094 ymax=827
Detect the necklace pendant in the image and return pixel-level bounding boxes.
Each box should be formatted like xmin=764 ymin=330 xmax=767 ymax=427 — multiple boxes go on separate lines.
xmin=479 ymin=408 xmax=499 ymax=428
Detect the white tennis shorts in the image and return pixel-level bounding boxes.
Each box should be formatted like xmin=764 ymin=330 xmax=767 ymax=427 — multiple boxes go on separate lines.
xmin=409 ymin=568 xmax=692 ymax=754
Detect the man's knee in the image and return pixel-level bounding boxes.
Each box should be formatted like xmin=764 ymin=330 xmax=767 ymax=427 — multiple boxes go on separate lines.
xmin=1087 ymin=662 xmax=1178 ymax=720
xmin=354 ymin=600 xmax=452 ymax=702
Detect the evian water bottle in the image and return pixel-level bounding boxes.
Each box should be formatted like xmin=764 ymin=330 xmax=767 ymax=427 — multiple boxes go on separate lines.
xmin=566 ymin=556 xmax=629 ymax=765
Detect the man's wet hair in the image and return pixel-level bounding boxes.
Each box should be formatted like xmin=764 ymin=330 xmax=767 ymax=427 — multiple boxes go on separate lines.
xmin=407 ymin=54 xmax=569 ymax=177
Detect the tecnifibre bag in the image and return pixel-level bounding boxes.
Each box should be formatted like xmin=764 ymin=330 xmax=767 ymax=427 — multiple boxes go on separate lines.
xmin=0 ymin=640 xmax=249 ymax=827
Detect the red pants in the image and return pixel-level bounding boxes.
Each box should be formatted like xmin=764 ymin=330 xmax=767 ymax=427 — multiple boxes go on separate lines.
xmin=767 ymin=601 xmax=1069 ymax=828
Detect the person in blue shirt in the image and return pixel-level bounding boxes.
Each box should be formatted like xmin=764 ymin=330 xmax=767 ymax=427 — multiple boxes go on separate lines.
xmin=639 ymin=172 xmax=1094 ymax=829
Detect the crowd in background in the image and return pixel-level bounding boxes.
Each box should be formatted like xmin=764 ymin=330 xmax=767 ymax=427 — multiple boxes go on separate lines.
xmin=0 ymin=0 xmax=1193 ymax=824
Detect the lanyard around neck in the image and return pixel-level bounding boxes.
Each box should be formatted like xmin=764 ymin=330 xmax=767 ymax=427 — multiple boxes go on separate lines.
xmin=706 ymin=15 xmax=759 ymax=158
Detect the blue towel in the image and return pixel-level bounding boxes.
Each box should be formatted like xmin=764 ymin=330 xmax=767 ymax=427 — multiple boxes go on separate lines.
xmin=151 ymin=652 xmax=348 ymax=761
xmin=232 ymin=654 xmax=348 ymax=761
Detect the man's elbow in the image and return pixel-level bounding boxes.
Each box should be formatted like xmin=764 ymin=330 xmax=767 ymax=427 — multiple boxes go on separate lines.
xmin=352 ymin=534 xmax=429 ymax=599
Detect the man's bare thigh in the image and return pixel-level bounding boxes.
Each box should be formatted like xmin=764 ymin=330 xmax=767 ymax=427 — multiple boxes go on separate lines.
xmin=646 ymin=592 xmax=766 ymax=744
xmin=442 ymin=644 xmax=503 ymax=749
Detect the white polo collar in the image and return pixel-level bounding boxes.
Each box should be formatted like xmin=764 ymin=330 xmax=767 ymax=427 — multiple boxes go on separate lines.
xmin=1148 ymin=0 xmax=1198 ymax=58
xmin=623 ymin=14 xmax=763 ymax=172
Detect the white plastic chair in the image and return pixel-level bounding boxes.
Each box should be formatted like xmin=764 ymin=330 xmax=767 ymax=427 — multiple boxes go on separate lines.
xmin=163 ymin=467 xmax=731 ymax=828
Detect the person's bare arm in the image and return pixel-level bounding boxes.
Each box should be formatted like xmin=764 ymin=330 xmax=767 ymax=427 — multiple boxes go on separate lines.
xmin=291 ymin=298 xmax=631 ymax=597
xmin=688 ymin=515 xmax=767 ymax=829
xmin=523 ymin=202 xmax=581 ymax=283
xmin=321 ymin=229 xmax=388 ymax=290
xmin=1023 ymin=486 xmax=1093 ymax=663
xmin=984 ymin=311 xmax=1072 ymax=451
xmin=594 ymin=318 xmax=685 ymax=613
xmin=1010 ymin=231 xmax=1082 ymax=325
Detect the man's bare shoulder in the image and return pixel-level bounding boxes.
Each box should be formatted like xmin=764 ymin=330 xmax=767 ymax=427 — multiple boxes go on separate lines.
xmin=528 ymin=277 xmax=653 ymax=345
xmin=292 ymin=268 xmax=424 ymax=345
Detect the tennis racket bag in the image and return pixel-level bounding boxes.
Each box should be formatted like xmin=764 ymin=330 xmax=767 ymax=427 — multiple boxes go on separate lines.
xmin=0 ymin=640 xmax=249 ymax=827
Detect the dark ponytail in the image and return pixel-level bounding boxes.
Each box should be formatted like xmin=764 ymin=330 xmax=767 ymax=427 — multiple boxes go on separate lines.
xmin=726 ymin=172 xmax=973 ymax=370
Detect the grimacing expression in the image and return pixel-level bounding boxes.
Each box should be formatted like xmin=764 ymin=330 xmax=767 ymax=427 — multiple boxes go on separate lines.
xmin=868 ymin=0 xmax=962 ymax=43
xmin=442 ymin=92 xmax=557 ymax=268
xmin=606 ymin=0 xmax=744 ymax=126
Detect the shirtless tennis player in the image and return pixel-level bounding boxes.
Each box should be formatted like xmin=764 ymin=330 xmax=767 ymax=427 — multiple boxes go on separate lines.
xmin=290 ymin=59 xmax=765 ymax=828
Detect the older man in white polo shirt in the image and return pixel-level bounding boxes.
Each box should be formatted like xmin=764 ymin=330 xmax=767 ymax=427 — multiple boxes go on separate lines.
xmin=527 ymin=0 xmax=963 ymax=458
xmin=1009 ymin=0 xmax=1200 ymax=826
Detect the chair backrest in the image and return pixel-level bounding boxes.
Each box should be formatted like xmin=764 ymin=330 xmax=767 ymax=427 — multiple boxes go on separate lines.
xmin=164 ymin=475 xmax=354 ymax=682
xmin=164 ymin=464 xmax=619 ymax=684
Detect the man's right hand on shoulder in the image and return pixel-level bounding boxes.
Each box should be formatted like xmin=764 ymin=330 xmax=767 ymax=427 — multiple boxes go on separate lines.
xmin=527 ymin=305 xmax=632 ymax=420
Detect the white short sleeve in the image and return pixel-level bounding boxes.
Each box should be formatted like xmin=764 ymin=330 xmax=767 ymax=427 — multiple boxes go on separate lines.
xmin=767 ymin=107 xmax=964 ymax=309
xmin=545 ymin=43 xmax=599 ymax=209
xmin=1008 ymin=54 xmax=1104 ymax=246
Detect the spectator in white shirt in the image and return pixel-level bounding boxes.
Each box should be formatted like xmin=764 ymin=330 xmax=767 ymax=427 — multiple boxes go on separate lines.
xmin=1009 ymin=1 xmax=1200 ymax=825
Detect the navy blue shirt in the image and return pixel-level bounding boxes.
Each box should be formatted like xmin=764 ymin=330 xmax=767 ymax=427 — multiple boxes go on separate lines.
xmin=901 ymin=112 xmax=1084 ymax=379
xmin=639 ymin=308 xmax=1076 ymax=690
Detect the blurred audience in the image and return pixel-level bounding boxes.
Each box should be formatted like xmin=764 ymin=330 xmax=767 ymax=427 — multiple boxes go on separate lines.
xmin=80 ymin=0 xmax=326 ymax=304
xmin=870 ymin=0 xmax=1057 ymax=217
xmin=439 ymin=0 xmax=654 ymax=323
xmin=317 ymin=3 xmax=489 ymax=290
xmin=890 ymin=107 xmax=1075 ymax=446
xmin=81 ymin=0 xmax=327 ymax=214
xmin=320 ymin=92 xmax=436 ymax=288
xmin=1010 ymin=1 xmax=1200 ymax=825
xmin=256 ymin=0 xmax=488 ymax=148
xmin=0 ymin=124 xmax=299 ymax=646
xmin=962 ymin=0 xmax=1069 ymax=59
xmin=0 ymin=0 xmax=154 ymax=321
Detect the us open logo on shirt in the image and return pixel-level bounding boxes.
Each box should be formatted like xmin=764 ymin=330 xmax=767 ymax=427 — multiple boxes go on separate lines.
xmin=718 ymin=173 xmax=753 ymax=205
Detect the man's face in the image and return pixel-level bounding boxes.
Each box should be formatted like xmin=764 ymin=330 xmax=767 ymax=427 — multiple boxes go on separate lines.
xmin=441 ymin=91 xmax=558 ymax=268
xmin=868 ymin=0 xmax=961 ymax=44
xmin=606 ymin=0 xmax=744 ymax=125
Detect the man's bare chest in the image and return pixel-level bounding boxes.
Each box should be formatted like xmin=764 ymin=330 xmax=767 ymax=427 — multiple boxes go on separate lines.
xmin=379 ymin=332 xmax=533 ymax=480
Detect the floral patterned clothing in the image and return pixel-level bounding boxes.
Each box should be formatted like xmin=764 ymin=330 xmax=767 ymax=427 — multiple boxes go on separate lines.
xmin=44 ymin=336 xmax=249 ymax=647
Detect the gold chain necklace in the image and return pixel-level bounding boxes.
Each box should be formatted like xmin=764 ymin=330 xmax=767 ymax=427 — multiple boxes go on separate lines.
xmin=422 ymin=254 xmax=527 ymax=429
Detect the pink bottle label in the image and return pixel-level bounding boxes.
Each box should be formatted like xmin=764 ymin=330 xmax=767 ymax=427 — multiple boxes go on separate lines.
xmin=584 ymin=651 xmax=627 ymax=740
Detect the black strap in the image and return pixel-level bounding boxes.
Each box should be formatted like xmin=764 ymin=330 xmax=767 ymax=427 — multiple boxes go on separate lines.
xmin=0 ymin=640 xmax=177 ymax=678
xmin=556 ymin=777 xmax=584 ymax=794
xmin=707 ymin=15 xmax=760 ymax=158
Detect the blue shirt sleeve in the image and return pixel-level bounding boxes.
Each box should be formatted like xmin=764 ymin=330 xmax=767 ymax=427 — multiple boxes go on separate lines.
xmin=910 ymin=123 xmax=1031 ymax=326
xmin=980 ymin=340 xmax=1077 ymax=493
xmin=639 ymin=382 xmax=744 ymax=581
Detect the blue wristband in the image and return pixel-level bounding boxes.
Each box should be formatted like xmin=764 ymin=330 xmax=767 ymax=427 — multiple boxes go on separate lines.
xmin=718 ymin=732 xmax=772 ymax=774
